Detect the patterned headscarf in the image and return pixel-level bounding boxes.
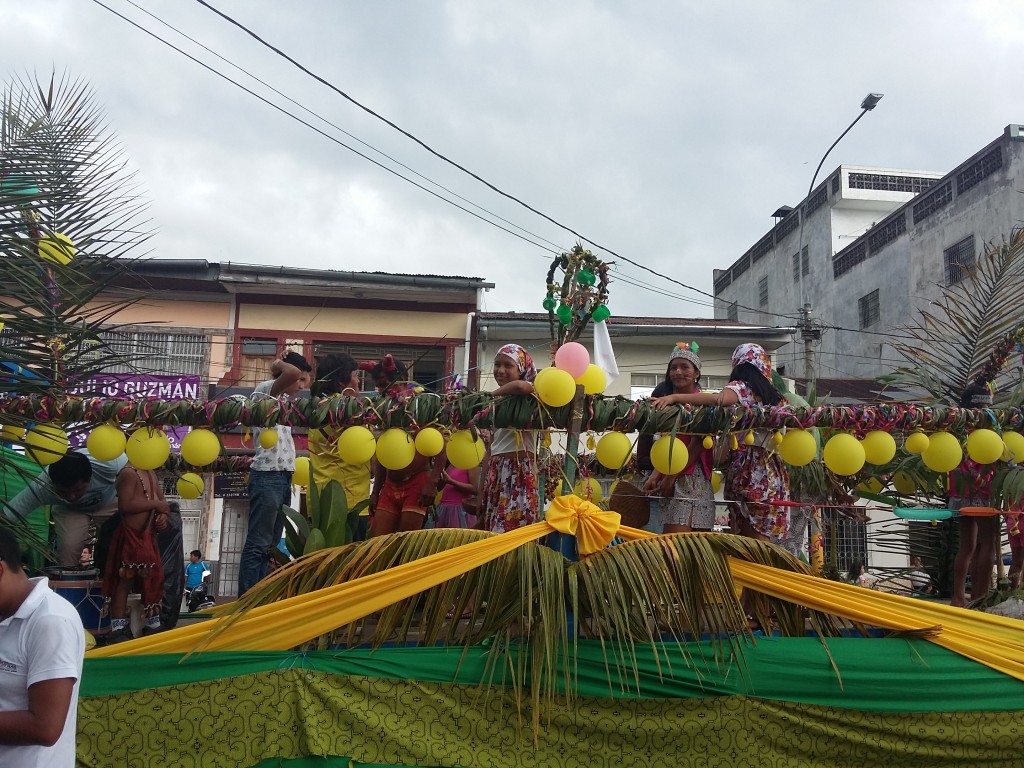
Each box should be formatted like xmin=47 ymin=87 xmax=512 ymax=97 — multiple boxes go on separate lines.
xmin=495 ymin=344 xmax=538 ymax=382
xmin=731 ymin=343 xmax=772 ymax=380
xmin=669 ymin=341 xmax=701 ymax=373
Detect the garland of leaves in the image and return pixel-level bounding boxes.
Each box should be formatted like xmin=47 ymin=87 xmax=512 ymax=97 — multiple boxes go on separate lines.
xmin=544 ymin=243 xmax=611 ymax=345
xmin=972 ymin=322 xmax=1024 ymax=391
xmin=1 ymin=392 xmax=1021 ymax=436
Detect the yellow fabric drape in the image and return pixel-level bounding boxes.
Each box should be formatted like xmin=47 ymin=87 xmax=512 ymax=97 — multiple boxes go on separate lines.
xmin=727 ymin=558 xmax=1024 ymax=683
xmin=89 ymin=520 xmax=553 ymax=657
xmin=546 ymin=494 xmax=620 ymax=554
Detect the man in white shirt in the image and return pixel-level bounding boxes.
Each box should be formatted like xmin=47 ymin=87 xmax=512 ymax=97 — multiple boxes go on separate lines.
xmin=0 ymin=527 xmax=84 ymax=767
xmin=238 ymin=350 xmax=311 ymax=595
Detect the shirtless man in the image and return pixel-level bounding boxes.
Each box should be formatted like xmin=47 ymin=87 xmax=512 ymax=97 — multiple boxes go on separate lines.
xmin=102 ymin=463 xmax=169 ymax=642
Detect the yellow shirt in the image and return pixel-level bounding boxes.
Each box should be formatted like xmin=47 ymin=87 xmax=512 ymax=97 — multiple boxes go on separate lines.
xmin=308 ymin=428 xmax=371 ymax=511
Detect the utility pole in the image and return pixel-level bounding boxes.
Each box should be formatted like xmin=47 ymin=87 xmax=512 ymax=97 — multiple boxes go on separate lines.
xmin=799 ymin=303 xmax=821 ymax=390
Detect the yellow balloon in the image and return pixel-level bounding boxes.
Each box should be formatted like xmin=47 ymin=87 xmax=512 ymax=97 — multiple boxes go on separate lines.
xmin=446 ymin=429 xmax=485 ymax=470
xmin=861 ymin=430 xmax=897 ymax=465
xmin=180 ymin=429 xmax=221 ymax=467
xmin=858 ymin=476 xmax=884 ymax=494
xmin=1 ymin=423 xmax=24 ymax=443
xmin=710 ymin=470 xmax=722 ymax=493
xmin=575 ymin=364 xmax=607 ymax=395
xmin=1003 ymin=431 xmax=1024 ymax=463
xmin=24 ymin=424 xmax=68 ymax=465
xmin=744 ymin=430 xmax=755 ymax=446
xmin=292 ymin=456 xmax=311 ymax=487
xmin=702 ymin=435 xmax=714 ymax=450
xmin=650 ymin=435 xmax=688 ymax=475
xmin=37 ymin=232 xmax=75 ymax=265
xmin=904 ymin=431 xmax=930 ymax=454
xmin=414 ymin=427 xmax=445 ymax=457
xmin=86 ymin=424 xmax=126 ymax=461
xmin=822 ymin=433 xmax=866 ymax=476
xmin=125 ymin=428 xmax=170 ymax=471
xmin=375 ymin=428 xmax=416 ymax=471
xmin=966 ymin=428 xmax=1004 ymax=465
xmin=921 ymin=431 xmax=963 ymax=473
xmin=258 ymin=429 xmax=279 ymax=449
xmin=778 ymin=429 xmax=817 ymax=466
xmin=337 ymin=426 xmax=376 ymax=464
xmin=534 ymin=367 xmax=577 ymax=407
xmin=595 ymin=432 xmax=631 ymax=470
xmin=176 ymin=472 xmax=205 ymax=499
xmin=892 ymin=471 xmax=917 ymax=495
xmin=573 ymin=477 xmax=603 ymax=503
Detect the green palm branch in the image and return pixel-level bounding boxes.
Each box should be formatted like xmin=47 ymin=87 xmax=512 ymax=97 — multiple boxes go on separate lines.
xmin=879 ymin=228 xmax=1024 ymax=404
xmin=1 ymin=71 xmax=154 ymax=552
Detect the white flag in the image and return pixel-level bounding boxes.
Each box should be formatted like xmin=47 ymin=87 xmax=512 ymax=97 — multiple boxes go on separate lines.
xmin=593 ymin=320 xmax=619 ymax=386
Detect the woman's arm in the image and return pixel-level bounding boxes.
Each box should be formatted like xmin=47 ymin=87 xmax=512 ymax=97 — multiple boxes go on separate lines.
xmin=492 ymin=380 xmax=534 ymax=396
xmin=651 ymin=388 xmax=739 ymax=409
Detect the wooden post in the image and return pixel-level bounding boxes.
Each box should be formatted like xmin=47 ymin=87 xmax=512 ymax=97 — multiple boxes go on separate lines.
xmin=548 ymin=385 xmax=586 ymax=560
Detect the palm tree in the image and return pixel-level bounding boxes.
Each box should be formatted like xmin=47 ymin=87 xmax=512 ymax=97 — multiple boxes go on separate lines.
xmin=1 ymin=72 xmax=153 ymax=549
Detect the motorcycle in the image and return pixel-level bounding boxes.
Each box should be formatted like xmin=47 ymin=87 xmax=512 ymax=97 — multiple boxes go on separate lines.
xmin=184 ymin=580 xmax=216 ymax=613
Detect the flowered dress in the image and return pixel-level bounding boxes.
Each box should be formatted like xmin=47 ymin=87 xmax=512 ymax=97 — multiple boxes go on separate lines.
xmin=483 ymin=429 xmax=540 ymax=533
xmin=723 ymin=381 xmax=790 ymax=544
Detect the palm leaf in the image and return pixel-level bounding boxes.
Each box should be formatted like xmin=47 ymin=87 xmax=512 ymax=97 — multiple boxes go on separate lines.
xmin=880 ymin=229 xmax=1024 ymax=403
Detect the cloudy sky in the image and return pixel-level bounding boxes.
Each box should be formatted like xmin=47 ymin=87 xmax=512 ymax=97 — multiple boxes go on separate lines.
xmin=3 ymin=1 xmax=1021 ymax=319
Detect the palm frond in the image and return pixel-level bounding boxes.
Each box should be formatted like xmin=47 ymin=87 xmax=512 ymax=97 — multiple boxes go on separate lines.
xmin=881 ymin=229 xmax=1024 ymax=403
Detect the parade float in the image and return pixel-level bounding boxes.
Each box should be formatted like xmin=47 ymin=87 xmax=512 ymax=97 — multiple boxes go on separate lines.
xmin=4 ymin=74 xmax=1024 ymax=768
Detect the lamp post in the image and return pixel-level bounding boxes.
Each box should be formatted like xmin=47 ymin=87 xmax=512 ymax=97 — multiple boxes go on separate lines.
xmin=796 ymin=92 xmax=883 ymax=384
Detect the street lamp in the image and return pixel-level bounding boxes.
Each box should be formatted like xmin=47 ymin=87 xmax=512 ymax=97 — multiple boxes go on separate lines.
xmin=796 ymin=92 xmax=883 ymax=383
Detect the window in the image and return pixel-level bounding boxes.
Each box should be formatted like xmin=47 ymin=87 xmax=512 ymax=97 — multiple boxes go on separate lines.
xmin=912 ymin=180 xmax=952 ymax=224
xmin=758 ymin=276 xmax=769 ymax=308
xmin=630 ymin=372 xmax=659 ymax=400
xmin=241 ymin=337 xmax=277 ymax=356
xmin=956 ymin=147 xmax=1002 ymax=195
xmin=858 ymin=289 xmax=880 ymax=328
xmin=775 ymin=211 xmax=799 ymax=241
xmin=727 ymin=302 xmax=738 ymax=322
xmin=848 ymin=173 xmax=936 ymax=194
xmin=99 ymin=331 xmax=208 ymax=377
xmin=806 ymin=186 xmax=828 ymax=215
xmin=833 ymin=243 xmax=867 ymax=279
xmin=792 ymin=246 xmax=809 ymax=282
xmin=944 ymin=235 xmax=976 ymax=284
xmin=867 ymin=213 xmax=906 ymax=254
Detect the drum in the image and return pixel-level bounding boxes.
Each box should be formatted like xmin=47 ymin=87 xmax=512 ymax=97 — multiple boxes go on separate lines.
xmin=46 ymin=568 xmax=109 ymax=637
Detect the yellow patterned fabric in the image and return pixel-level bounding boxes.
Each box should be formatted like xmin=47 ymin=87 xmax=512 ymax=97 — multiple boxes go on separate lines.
xmin=545 ymin=493 xmax=620 ymax=554
xmin=77 ymin=668 xmax=1023 ymax=768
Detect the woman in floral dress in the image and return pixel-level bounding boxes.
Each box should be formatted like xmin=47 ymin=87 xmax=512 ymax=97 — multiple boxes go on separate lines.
xmin=651 ymin=343 xmax=789 ymax=545
xmin=482 ymin=344 xmax=540 ymax=533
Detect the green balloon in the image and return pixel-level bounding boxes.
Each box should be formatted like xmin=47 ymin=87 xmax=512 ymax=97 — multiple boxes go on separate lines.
xmin=542 ymin=296 xmax=556 ymax=311
xmin=556 ymin=304 xmax=573 ymax=325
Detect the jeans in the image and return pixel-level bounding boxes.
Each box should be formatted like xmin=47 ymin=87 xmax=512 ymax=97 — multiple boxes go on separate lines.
xmin=239 ymin=470 xmax=291 ymax=595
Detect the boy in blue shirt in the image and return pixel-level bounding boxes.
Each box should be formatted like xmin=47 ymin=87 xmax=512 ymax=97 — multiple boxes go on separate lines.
xmin=184 ymin=550 xmax=210 ymax=590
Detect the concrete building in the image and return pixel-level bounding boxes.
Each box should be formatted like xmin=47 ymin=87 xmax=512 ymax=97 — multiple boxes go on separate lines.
xmin=96 ymin=260 xmax=492 ymax=596
xmin=713 ymin=124 xmax=1024 ymax=382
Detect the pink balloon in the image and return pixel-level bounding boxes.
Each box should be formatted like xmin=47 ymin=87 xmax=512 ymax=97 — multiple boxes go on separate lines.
xmin=554 ymin=342 xmax=590 ymax=379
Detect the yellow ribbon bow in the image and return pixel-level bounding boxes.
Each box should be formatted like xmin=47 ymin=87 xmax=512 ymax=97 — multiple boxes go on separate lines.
xmin=545 ymin=493 xmax=621 ymax=555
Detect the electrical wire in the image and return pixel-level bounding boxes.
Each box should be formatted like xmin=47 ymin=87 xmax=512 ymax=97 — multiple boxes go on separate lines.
xmin=190 ymin=0 xmax=801 ymax=322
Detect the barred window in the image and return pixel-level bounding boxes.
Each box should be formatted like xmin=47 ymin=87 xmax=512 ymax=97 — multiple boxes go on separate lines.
xmin=858 ymin=289 xmax=880 ymax=328
xmin=775 ymin=211 xmax=799 ymax=241
xmin=912 ymin=181 xmax=952 ymax=224
xmin=727 ymin=302 xmax=738 ymax=322
xmin=758 ymin=276 xmax=769 ymax=308
xmin=99 ymin=331 xmax=208 ymax=377
xmin=833 ymin=242 xmax=867 ymax=279
xmin=732 ymin=253 xmax=751 ymax=278
xmin=849 ymin=173 xmax=937 ymax=194
xmin=956 ymin=147 xmax=1002 ymax=195
xmin=792 ymin=251 xmax=800 ymax=283
xmin=750 ymin=233 xmax=774 ymax=264
xmin=944 ymin=235 xmax=976 ymax=284
xmin=806 ymin=186 xmax=828 ymax=215
xmin=866 ymin=213 xmax=906 ymax=254
xmin=714 ymin=271 xmax=732 ymax=294
xmin=832 ymin=174 xmax=841 ymax=194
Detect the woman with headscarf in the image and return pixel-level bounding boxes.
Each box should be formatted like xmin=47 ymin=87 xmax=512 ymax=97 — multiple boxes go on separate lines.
xmin=482 ymin=344 xmax=541 ymax=533
xmin=640 ymin=342 xmax=716 ymax=532
xmin=652 ymin=343 xmax=790 ymax=545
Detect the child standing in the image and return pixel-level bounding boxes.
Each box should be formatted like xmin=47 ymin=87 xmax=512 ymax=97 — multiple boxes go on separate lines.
xmin=103 ymin=463 xmax=169 ymax=643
